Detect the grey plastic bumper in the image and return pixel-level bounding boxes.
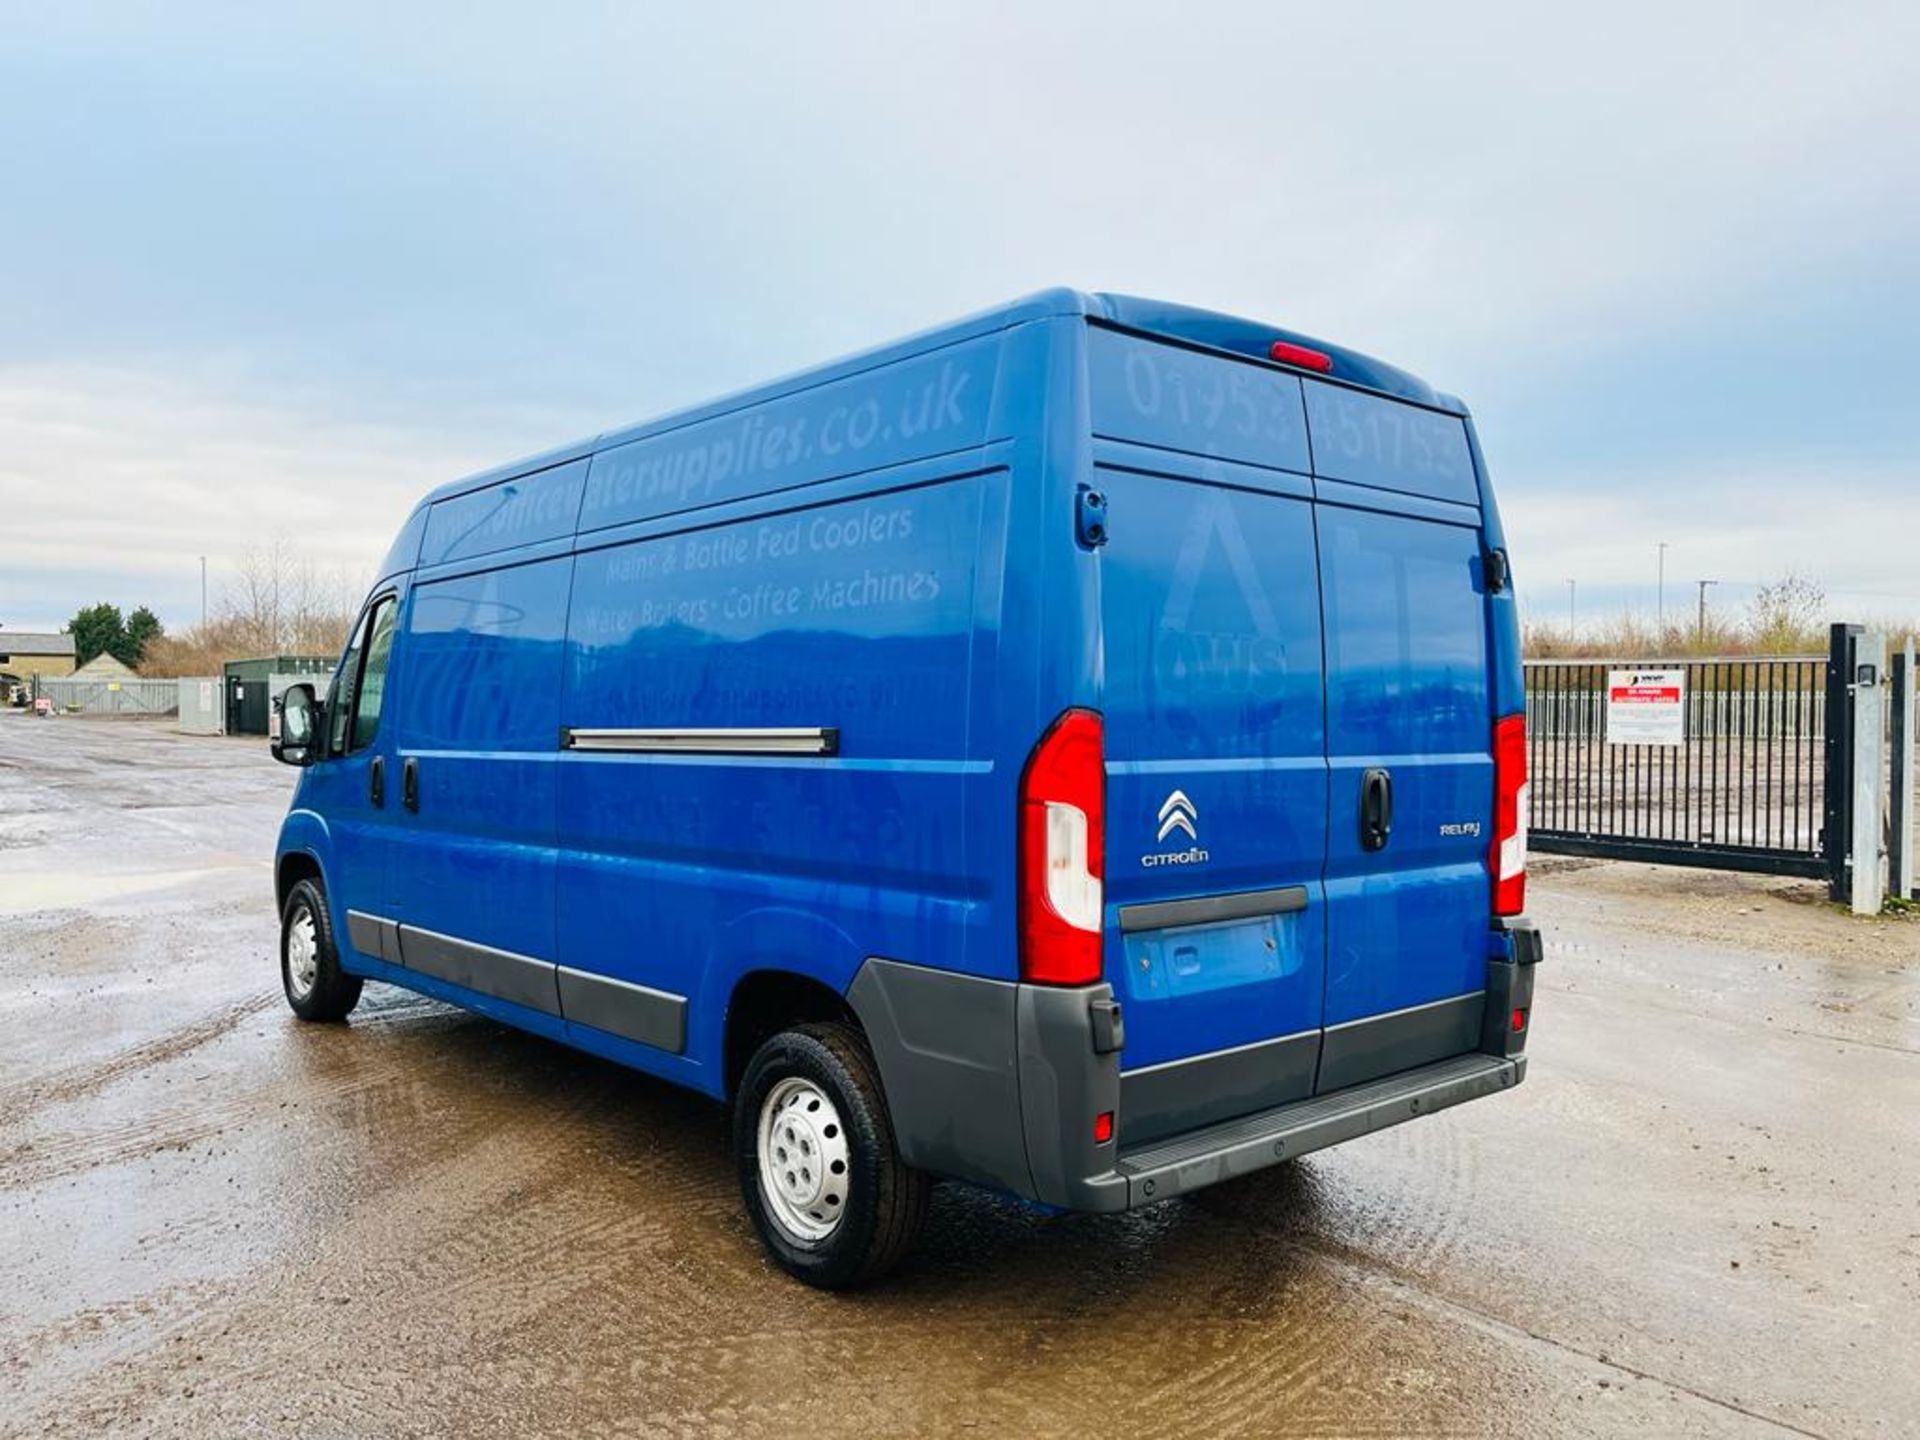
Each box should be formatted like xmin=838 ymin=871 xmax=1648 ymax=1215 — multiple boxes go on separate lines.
xmin=1111 ymin=1051 xmax=1525 ymax=1208
xmin=847 ymin=959 xmax=1129 ymax=1209
xmin=849 ymin=921 xmax=1536 ymax=1214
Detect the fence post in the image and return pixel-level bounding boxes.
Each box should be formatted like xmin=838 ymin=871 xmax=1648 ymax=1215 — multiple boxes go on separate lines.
xmin=1824 ymin=624 xmax=1861 ymax=901
xmin=1850 ymin=633 xmax=1887 ymax=916
xmin=1893 ymin=638 xmax=1916 ymax=902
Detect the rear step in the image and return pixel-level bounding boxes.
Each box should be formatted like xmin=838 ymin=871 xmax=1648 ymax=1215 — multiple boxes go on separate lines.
xmin=1115 ymin=1052 xmax=1524 ymax=1208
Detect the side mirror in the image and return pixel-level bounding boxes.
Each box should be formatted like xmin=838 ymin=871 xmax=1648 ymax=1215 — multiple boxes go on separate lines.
xmin=272 ymin=684 xmax=323 ymax=767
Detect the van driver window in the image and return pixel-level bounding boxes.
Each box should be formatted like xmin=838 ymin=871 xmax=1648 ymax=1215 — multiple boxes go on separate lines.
xmin=328 ymin=595 xmax=396 ymax=755
xmin=351 ymin=599 xmax=398 ymax=752
xmin=328 ymin=608 xmax=372 ymax=755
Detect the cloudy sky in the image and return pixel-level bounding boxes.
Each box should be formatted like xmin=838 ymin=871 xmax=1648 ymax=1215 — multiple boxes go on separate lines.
xmin=2 ymin=2 xmax=1915 ymax=637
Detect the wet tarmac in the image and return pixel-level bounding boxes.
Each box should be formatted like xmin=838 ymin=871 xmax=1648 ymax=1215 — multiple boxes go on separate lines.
xmin=1 ymin=715 xmax=1915 ymax=1438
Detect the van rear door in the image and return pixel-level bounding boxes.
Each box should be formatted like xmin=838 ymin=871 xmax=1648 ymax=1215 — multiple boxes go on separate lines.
xmin=1087 ymin=328 xmax=1330 ymax=1143
xmin=1305 ymin=380 xmax=1494 ymax=1091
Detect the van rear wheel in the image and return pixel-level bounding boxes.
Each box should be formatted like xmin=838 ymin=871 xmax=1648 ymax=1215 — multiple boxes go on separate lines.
xmin=734 ymin=1021 xmax=928 ymax=1287
xmin=280 ymin=877 xmax=362 ymax=1022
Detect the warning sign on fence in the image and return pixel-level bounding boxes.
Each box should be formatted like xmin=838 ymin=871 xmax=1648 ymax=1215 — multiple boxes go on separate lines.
xmin=1606 ymin=668 xmax=1686 ymax=746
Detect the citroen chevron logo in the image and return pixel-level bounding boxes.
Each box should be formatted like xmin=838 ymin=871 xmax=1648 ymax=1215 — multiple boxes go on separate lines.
xmin=1157 ymin=789 xmax=1198 ymax=843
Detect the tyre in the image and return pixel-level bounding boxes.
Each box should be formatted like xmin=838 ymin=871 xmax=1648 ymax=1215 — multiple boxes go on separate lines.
xmin=734 ymin=1021 xmax=929 ymax=1288
xmin=280 ymin=876 xmax=363 ymax=1023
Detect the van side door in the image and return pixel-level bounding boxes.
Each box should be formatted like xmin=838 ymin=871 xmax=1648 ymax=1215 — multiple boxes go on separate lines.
xmin=307 ymin=589 xmax=404 ymax=961
xmin=384 ymin=557 xmax=571 ymax=1016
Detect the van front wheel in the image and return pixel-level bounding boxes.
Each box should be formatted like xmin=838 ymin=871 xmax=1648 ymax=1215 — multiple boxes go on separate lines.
xmin=280 ymin=877 xmax=362 ymax=1022
xmin=734 ymin=1021 xmax=928 ymax=1287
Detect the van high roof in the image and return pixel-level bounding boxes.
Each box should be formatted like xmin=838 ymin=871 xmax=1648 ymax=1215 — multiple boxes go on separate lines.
xmin=420 ymin=289 xmax=1461 ymax=509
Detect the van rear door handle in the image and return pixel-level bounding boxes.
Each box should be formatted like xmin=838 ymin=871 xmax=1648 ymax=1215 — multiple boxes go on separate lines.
xmin=402 ymin=756 xmax=419 ymax=813
xmin=369 ymin=755 xmax=386 ymax=808
xmin=1359 ymin=767 xmax=1392 ymax=851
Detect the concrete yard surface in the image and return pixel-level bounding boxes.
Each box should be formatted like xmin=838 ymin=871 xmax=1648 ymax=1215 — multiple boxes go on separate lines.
xmin=0 ymin=716 xmax=1915 ymax=1438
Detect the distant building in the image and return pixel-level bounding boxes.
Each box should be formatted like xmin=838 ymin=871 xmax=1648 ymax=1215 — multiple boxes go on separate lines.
xmin=223 ymin=655 xmax=337 ymax=736
xmin=69 ymin=652 xmax=137 ymax=681
xmin=0 ymin=631 xmax=77 ymax=687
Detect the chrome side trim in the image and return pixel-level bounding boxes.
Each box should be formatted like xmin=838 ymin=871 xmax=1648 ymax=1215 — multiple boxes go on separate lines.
xmin=561 ymin=726 xmax=839 ymax=756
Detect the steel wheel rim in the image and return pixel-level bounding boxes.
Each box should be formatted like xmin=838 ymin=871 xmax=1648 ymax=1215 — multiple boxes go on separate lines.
xmin=756 ymin=1075 xmax=851 ymax=1242
xmin=286 ymin=906 xmax=319 ymax=1000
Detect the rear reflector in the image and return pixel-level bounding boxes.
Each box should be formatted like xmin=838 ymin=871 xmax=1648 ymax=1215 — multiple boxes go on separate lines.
xmin=1511 ymin=1007 xmax=1528 ymax=1034
xmin=1093 ymin=1111 xmax=1115 ymax=1145
xmin=1269 ymin=339 xmax=1333 ymax=372
xmin=1490 ymin=713 xmax=1529 ymax=915
xmin=1019 ymin=709 xmax=1105 ymax=986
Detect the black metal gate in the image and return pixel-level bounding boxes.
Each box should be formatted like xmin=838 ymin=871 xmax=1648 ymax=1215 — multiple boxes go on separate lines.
xmin=1524 ymin=645 xmax=1838 ymax=879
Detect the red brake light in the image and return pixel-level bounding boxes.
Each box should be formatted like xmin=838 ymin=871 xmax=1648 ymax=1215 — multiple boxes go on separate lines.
xmin=1269 ymin=339 xmax=1333 ymax=372
xmin=1490 ymin=713 xmax=1529 ymax=916
xmin=1511 ymin=1007 xmax=1528 ymax=1034
xmin=1093 ymin=1111 xmax=1115 ymax=1144
xmin=1019 ymin=708 xmax=1105 ymax=986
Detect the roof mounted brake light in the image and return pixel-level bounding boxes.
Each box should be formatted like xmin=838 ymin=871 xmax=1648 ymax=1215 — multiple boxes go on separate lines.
xmin=1269 ymin=340 xmax=1333 ymax=373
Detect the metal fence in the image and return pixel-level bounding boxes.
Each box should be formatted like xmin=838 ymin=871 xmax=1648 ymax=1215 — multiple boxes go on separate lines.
xmin=1524 ymin=654 xmax=1831 ymax=877
xmin=38 ymin=676 xmax=181 ymax=717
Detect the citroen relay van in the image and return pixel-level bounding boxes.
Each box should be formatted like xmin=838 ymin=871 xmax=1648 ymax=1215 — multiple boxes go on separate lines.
xmin=271 ymin=290 xmax=1538 ymax=1287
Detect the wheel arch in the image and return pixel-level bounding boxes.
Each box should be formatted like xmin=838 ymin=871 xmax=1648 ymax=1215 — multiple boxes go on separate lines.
xmin=273 ymin=807 xmax=334 ymax=913
xmin=275 ymin=849 xmax=324 ymax=912
xmin=722 ymin=968 xmax=859 ymax=1100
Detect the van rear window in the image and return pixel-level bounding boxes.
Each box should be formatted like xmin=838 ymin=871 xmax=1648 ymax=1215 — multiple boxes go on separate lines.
xmin=1088 ymin=328 xmax=1311 ymax=475
xmin=1301 ymin=381 xmax=1477 ymax=507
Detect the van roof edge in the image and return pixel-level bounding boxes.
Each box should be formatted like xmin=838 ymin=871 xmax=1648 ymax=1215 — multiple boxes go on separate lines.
xmin=416 ymin=288 xmax=1462 ymax=512
xmin=1089 ymin=293 xmax=1460 ymax=414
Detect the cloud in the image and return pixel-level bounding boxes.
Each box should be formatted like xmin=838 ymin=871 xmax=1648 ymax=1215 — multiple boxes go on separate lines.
xmin=1502 ymin=458 xmax=1920 ymax=623
xmin=0 ymin=362 xmax=553 ymax=630
xmin=1 ymin=3 xmax=1915 ymax=634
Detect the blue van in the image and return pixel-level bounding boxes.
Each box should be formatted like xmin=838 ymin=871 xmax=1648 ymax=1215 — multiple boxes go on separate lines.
xmin=270 ymin=290 xmax=1538 ymax=1286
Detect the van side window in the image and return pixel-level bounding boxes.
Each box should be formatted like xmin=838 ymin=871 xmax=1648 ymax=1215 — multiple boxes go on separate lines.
xmin=328 ymin=594 xmax=397 ymax=756
xmin=328 ymin=608 xmax=373 ymax=755
xmin=351 ymin=599 xmax=399 ymax=752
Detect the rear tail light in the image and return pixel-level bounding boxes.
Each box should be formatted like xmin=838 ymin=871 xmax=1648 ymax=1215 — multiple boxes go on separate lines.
xmin=1490 ymin=713 xmax=1529 ymax=915
xmin=1019 ymin=708 xmax=1105 ymax=986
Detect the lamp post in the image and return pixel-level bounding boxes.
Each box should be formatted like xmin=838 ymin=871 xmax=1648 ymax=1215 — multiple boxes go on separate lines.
xmin=1657 ymin=542 xmax=1668 ymax=633
xmin=1696 ymin=579 xmax=1718 ymax=642
xmin=1566 ymin=578 xmax=1577 ymax=634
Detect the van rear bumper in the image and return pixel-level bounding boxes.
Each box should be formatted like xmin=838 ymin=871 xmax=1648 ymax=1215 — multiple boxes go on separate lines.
xmin=848 ymin=919 xmax=1536 ymax=1213
xmin=1109 ymin=1051 xmax=1523 ymax=1209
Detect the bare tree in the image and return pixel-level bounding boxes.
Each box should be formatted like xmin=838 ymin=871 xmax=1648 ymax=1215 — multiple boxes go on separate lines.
xmin=140 ymin=539 xmax=364 ymax=676
xmin=217 ymin=537 xmax=364 ymax=657
xmin=1745 ymin=574 xmax=1827 ymax=653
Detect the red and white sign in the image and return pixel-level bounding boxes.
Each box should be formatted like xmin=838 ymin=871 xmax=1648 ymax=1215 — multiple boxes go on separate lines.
xmin=1606 ymin=668 xmax=1686 ymax=746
